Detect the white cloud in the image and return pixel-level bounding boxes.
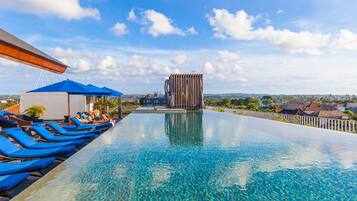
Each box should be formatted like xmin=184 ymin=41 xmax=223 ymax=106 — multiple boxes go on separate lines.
xmin=218 ymin=50 xmax=240 ymax=62
xmin=330 ymin=29 xmax=357 ymax=51
xmin=97 ymin=56 xmax=117 ymax=71
xmin=70 ymin=59 xmax=92 ymax=73
xmin=143 ymin=10 xmax=185 ymax=37
xmin=0 ymin=0 xmax=100 ymax=20
xmin=276 ymin=9 xmax=284 ymax=15
xmin=136 ymin=10 xmax=198 ymax=37
xmin=52 ymin=47 xmax=97 ymax=60
xmin=171 ymin=54 xmax=187 ymax=65
xmin=208 ymin=9 xmax=330 ymax=54
xmin=0 ymin=58 xmax=20 ymax=67
xmin=203 ymin=61 xmax=246 ymax=82
xmin=111 ymin=22 xmax=129 ymax=36
xmin=186 ymin=27 xmax=198 ymax=35
xmin=52 ymin=46 xmax=183 ymax=78
xmin=208 ymin=9 xmax=256 ymax=40
xmin=126 ymin=55 xmax=180 ymax=76
xmin=203 ymin=62 xmax=215 ymax=75
xmin=127 ymin=9 xmax=137 ymax=21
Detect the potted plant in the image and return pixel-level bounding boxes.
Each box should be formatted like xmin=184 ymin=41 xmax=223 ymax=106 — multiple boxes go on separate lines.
xmin=24 ymin=105 xmax=46 ymax=121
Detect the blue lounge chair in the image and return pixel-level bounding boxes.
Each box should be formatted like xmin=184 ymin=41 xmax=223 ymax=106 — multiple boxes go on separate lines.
xmin=6 ymin=128 xmax=84 ymax=148
xmin=66 ymin=117 xmax=112 ymax=130
xmin=0 ymin=136 xmax=75 ymax=158
xmin=30 ymin=126 xmax=96 ymax=142
xmin=46 ymin=122 xmax=100 ymax=136
xmin=0 ymin=173 xmax=29 ymax=191
xmin=0 ymin=158 xmax=54 ymax=175
xmin=0 ymin=117 xmax=18 ymax=128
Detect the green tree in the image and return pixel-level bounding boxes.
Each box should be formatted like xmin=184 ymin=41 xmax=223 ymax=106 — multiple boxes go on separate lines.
xmin=244 ymin=97 xmax=261 ymax=111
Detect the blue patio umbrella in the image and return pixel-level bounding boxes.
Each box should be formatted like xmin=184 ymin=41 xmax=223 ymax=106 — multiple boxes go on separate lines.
xmin=30 ymin=79 xmax=90 ymax=94
xmin=101 ymin=87 xmax=123 ymax=97
xmin=29 ymin=79 xmax=91 ymax=120
xmin=86 ymin=84 xmax=111 ymax=96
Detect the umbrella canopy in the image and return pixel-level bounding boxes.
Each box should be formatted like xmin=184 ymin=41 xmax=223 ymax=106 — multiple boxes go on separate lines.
xmin=29 ymin=79 xmax=90 ymax=94
xmin=86 ymin=84 xmax=111 ymax=96
xmin=102 ymin=87 xmax=123 ymax=97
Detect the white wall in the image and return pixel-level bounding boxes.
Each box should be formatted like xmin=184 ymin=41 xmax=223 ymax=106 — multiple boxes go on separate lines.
xmin=69 ymin=95 xmax=87 ymax=117
xmin=20 ymin=92 xmax=87 ymax=120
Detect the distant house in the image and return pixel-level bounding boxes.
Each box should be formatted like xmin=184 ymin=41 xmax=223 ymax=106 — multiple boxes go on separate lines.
xmin=346 ymin=103 xmax=357 ymax=112
xmin=316 ymin=111 xmax=349 ymax=119
xmin=302 ymin=102 xmax=349 ymax=119
xmin=320 ymin=104 xmax=338 ymax=111
xmin=304 ymin=102 xmax=322 ymax=114
xmin=140 ymin=93 xmax=166 ymax=107
xmin=280 ymin=100 xmax=305 ymax=114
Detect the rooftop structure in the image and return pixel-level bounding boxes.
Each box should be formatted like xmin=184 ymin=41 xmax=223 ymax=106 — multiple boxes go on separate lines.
xmin=165 ymin=74 xmax=203 ymax=110
xmin=0 ymin=28 xmax=67 ymax=73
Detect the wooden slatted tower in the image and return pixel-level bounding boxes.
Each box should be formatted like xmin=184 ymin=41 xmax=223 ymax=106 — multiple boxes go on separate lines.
xmin=165 ymin=74 xmax=203 ymax=110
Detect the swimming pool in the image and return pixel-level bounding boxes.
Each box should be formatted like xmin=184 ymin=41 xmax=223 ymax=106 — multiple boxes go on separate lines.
xmin=14 ymin=110 xmax=357 ymax=200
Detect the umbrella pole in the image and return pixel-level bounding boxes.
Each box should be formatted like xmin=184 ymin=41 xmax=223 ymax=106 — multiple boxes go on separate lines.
xmin=118 ymin=96 xmax=122 ymax=119
xmin=68 ymin=93 xmax=71 ymax=124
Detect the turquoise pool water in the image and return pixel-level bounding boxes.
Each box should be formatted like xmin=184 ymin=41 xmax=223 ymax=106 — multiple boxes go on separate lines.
xmin=15 ymin=111 xmax=357 ymax=200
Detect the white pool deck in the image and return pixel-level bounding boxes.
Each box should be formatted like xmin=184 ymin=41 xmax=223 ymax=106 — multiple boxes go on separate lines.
xmin=133 ymin=106 xmax=187 ymax=113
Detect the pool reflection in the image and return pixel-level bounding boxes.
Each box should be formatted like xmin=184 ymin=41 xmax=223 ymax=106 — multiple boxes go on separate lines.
xmin=165 ymin=112 xmax=203 ymax=146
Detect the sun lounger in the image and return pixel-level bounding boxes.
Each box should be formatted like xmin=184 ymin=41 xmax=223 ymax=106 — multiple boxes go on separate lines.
xmin=0 ymin=158 xmax=54 ymax=175
xmin=30 ymin=126 xmax=96 ymax=142
xmin=0 ymin=136 xmax=75 ymax=158
xmin=0 ymin=172 xmax=29 ymax=191
xmin=46 ymin=122 xmax=100 ymax=136
xmin=0 ymin=117 xmax=18 ymax=128
xmin=69 ymin=117 xmax=112 ymax=130
xmin=8 ymin=115 xmax=32 ymax=127
xmin=6 ymin=128 xmax=84 ymax=148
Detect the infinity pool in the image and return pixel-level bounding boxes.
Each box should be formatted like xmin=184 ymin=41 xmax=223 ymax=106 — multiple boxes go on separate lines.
xmin=14 ymin=111 xmax=357 ymax=200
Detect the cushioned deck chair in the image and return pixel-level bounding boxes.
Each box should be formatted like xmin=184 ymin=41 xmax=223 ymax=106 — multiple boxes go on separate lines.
xmin=46 ymin=122 xmax=100 ymax=136
xmin=66 ymin=117 xmax=112 ymax=130
xmin=30 ymin=126 xmax=95 ymax=142
xmin=0 ymin=136 xmax=75 ymax=158
xmin=6 ymin=128 xmax=84 ymax=149
xmin=0 ymin=158 xmax=54 ymax=175
xmin=0 ymin=172 xmax=29 ymax=191
xmin=0 ymin=117 xmax=17 ymax=128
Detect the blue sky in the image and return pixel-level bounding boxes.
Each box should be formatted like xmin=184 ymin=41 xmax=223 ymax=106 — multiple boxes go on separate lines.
xmin=0 ymin=0 xmax=357 ymax=95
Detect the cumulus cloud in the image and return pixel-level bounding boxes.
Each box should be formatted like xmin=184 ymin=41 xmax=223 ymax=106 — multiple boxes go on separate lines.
xmin=218 ymin=50 xmax=240 ymax=62
xmin=0 ymin=58 xmax=20 ymax=67
xmin=186 ymin=27 xmax=198 ymax=35
xmin=111 ymin=22 xmax=129 ymax=36
xmin=330 ymin=29 xmax=357 ymax=51
xmin=51 ymin=47 xmax=181 ymax=79
xmin=52 ymin=47 xmax=97 ymax=60
xmin=127 ymin=9 xmax=137 ymax=21
xmin=171 ymin=54 xmax=187 ymax=65
xmin=208 ymin=9 xmax=330 ymax=54
xmin=203 ymin=61 xmax=246 ymax=82
xmin=276 ymin=9 xmax=284 ymax=15
xmin=143 ymin=10 xmax=185 ymax=37
xmin=126 ymin=55 xmax=180 ymax=76
xmin=71 ymin=59 xmax=92 ymax=73
xmin=128 ymin=9 xmax=197 ymax=37
xmin=0 ymin=0 xmax=100 ymax=20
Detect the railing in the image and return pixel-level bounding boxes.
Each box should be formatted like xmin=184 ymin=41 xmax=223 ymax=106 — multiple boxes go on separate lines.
xmin=208 ymin=107 xmax=357 ymax=134
xmin=3 ymin=103 xmax=20 ymax=114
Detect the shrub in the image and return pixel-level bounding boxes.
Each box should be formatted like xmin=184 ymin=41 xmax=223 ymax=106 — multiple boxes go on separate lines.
xmin=212 ymin=107 xmax=226 ymax=112
xmin=25 ymin=105 xmax=46 ymax=117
